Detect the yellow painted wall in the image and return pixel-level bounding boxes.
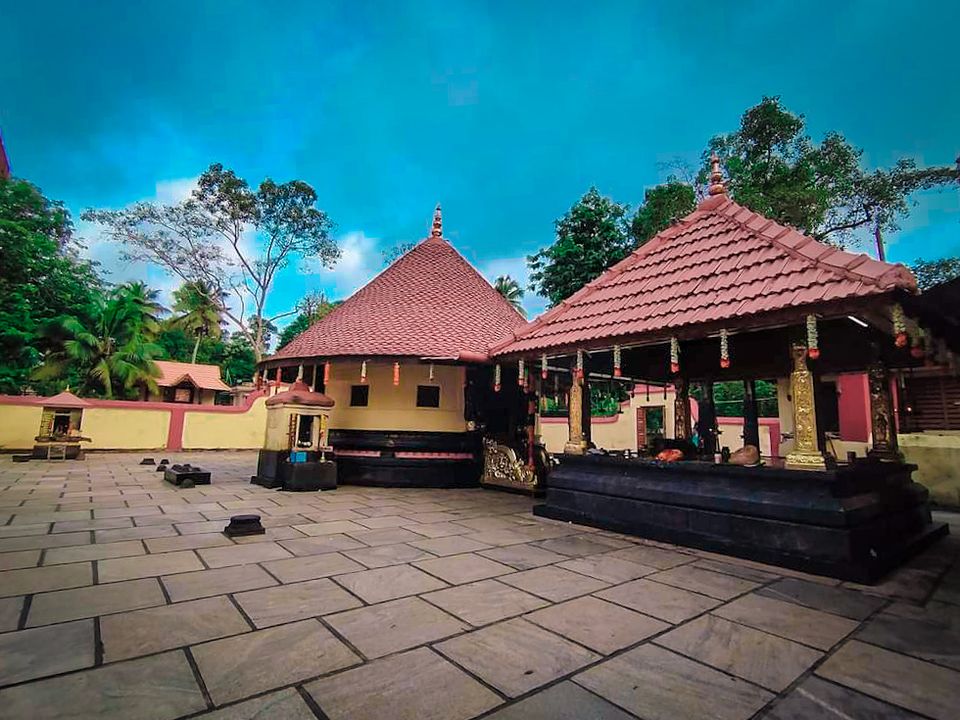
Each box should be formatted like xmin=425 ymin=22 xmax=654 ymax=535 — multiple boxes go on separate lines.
xmin=0 ymin=405 xmax=44 ymax=449
xmin=325 ymin=361 xmax=467 ymax=433
xmin=901 ymin=432 xmax=960 ymax=507
xmin=82 ymin=407 xmax=170 ymax=450
xmin=182 ymin=396 xmax=268 ymax=450
xmin=146 ymin=389 xmax=218 ymax=405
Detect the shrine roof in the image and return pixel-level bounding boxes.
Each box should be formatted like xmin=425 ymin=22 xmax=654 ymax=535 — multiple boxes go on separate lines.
xmin=38 ymin=390 xmax=90 ymax=408
xmin=493 ymin=193 xmax=917 ymax=357
xmin=154 ymin=361 xmax=231 ymax=392
xmin=267 ymin=212 xmax=526 ymax=364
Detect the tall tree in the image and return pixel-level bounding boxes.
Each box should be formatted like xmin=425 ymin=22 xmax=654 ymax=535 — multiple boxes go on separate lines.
xmin=35 ymin=282 xmax=164 ymax=398
xmin=528 ymin=188 xmax=632 ymax=307
xmin=493 ymin=275 xmax=526 ymax=317
xmin=169 ymin=280 xmax=225 ymax=363
xmin=81 ymin=163 xmax=339 ymax=361
xmin=276 ymin=291 xmax=340 ymax=350
xmin=701 ymin=96 xmax=957 ymax=250
xmin=910 ymin=257 xmax=960 ymax=291
xmin=630 ymin=180 xmax=697 ymax=246
xmin=0 ymin=177 xmax=101 ymax=393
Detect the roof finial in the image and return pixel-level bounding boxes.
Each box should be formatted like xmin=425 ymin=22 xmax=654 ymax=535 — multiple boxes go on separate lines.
xmin=430 ymin=204 xmax=442 ymax=237
xmin=708 ymin=153 xmax=726 ymax=196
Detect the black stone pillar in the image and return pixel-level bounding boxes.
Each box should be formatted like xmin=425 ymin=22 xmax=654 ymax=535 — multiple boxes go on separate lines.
xmin=698 ymin=381 xmax=718 ymax=456
xmin=743 ymin=380 xmax=760 ymax=450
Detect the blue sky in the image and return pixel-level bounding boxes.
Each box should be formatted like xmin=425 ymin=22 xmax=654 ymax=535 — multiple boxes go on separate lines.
xmin=2 ymin=1 xmax=958 ymax=326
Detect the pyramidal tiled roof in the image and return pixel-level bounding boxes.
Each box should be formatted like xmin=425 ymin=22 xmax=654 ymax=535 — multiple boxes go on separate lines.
xmin=269 ymin=231 xmax=526 ymax=363
xmin=493 ymin=193 xmax=917 ymax=356
xmin=154 ymin=361 xmax=231 ymax=391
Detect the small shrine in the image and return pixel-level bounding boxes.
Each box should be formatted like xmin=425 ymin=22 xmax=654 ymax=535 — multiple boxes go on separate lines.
xmin=252 ymin=377 xmax=337 ymax=491
xmin=490 ymin=157 xmax=949 ymax=582
xmin=33 ymin=390 xmax=92 ymax=460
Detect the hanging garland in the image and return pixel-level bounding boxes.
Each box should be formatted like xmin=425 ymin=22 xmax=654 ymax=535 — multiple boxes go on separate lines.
xmin=670 ymin=337 xmax=680 ymax=374
xmin=393 ymin=361 xmax=400 ymax=386
xmin=576 ymin=350 xmax=584 ymax=382
xmin=541 ymin=353 xmax=548 ymax=380
xmin=893 ymin=303 xmax=908 ymax=348
xmin=360 ymin=360 xmax=367 ymax=383
xmin=911 ymin=327 xmax=926 ymax=359
xmin=428 ymin=363 xmax=435 ymax=381
xmin=323 ymin=361 xmax=331 ymax=383
xmin=613 ymin=344 xmax=622 ymax=377
xmin=517 ymin=358 xmax=525 ymax=386
xmin=719 ymin=330 xmax=730 ymax=369
xmin=806 ymin=315 xmax=820 ymax=360
xmin=494 ymin=363 xmax=501 ymax=392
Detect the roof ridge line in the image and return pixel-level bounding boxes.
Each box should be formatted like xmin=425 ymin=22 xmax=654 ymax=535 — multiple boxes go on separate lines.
xmin=717 ymin=199 xmax=914 ymax=292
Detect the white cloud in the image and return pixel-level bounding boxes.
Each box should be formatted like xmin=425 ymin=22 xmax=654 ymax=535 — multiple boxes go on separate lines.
xmin=305 ymin=230 xmax=382 ymax=298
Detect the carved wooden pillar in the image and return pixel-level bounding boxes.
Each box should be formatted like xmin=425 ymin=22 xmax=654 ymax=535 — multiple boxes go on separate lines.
xmin=564 ymin=373 xmax=588 ymax=455
xmin=867 ymin=361 xmax=902 ymax=461
xmin=743 ymin=379 xmax=760 ymax=449
xmin=674 ymin=377 xmax=691 ymax=441
xmin=785 ymin=344 xmax=827 ymax=470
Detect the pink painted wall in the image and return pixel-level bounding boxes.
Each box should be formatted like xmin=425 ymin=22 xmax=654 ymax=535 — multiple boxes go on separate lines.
xmin=837 ymin=374 xmax=871 ymax=443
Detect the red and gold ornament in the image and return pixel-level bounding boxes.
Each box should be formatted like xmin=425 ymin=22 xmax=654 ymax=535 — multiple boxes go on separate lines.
xmin=670 ymin=337 xmax=680 ymax=374
xmin=393 ymin=361 xmax=400 ymax=386
xmin=719 ymin=329 xmax=730 ymax=369
xmin=806 ymin=315 xmax=820 ymax=360
xmin=541 ymin=353 xmax=548 ymax=380
xmin=494 ymin=363 xmax=501 ymax=392
xmin=576 ymin=350 xmax=584 ymax=382
xmin=892 ymin=304 xmax=908 ymax=348
xmin=613 ymin=344 xmax=622 ymax=377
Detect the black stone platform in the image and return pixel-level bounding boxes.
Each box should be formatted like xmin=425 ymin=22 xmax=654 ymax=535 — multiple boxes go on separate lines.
xmin=536 ymin=454 xmax=948 ymax=584
xmin=329 ymin=429 xmax=481 ymax=488
xmin=251 ymin=450 xmax=337 ymax=491
xmin=163 ymin=464 xmax=211 ymax=489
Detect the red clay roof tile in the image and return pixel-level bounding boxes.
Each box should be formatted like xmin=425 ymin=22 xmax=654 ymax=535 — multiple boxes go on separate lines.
xmin=493 ymin=197 xmax=917 ymax=356
xmin=268 ymin=234 xmax=526 ymax=363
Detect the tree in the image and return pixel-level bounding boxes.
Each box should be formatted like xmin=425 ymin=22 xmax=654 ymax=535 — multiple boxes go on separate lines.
xmin=493 ymin=275 xmax=526 ymax=317
xmin=701 ymin=97 xmax=957 ymax=250
xmin=910 ymin=257 xmax=960 ymax=291
xmin=630 ymin=180 xmax=697 ymax=246
xmin=81 ymin=163 xmax=339 ymax=361
xmin=35 ymin=282 xmax=164 ymax=398
xmin=276 ymin=291 xmax=340 ymax=350
xmin=381 ymin=241 xmax=417 ymax=266
xmin=528 ymin=188 xmax=632 ymax=307
xmin=0 ymin=177 xmax=101 ymax=393
xmin=169 ymin=280 xmax=225 ymax=363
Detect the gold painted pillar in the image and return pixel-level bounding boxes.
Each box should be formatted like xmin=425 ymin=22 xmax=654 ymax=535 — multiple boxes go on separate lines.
xmin=564 ymin=374 xmax=588 ymax=455
xmin=674 ymin=377 xmax=691 ymax=441
xmin=867 ymin=361 xmax=903 ymax=461
xmin=785 ymin=344 xmax=827 ymax=470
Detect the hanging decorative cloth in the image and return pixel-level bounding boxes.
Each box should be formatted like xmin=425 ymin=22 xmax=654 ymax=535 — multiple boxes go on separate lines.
xmin=670 ymin=337 xmax=680 ymax=374
xmin=541 ymin=353 xmax=548 ymax=380
xmin=393 ymin=361 xmax=400 ymax=386
xmin=360 ymin=360 xmax=367 ymax=383
xmin=576 ymin=350 xmax=584 ymax=382
xmin=719 ymin=330 xmax=730 ymax=368
xmin=806 ymin=315 xmax=819 ymax=360
xmin=892 ymin=303 xmax=908 ymax=348
xmin=323 ymin=361 xmax=331 ymax=384
xmin=494 ymin=363 xmax=502 ymax=392
xmin=613 ymin=344 xmax=622 ymax=377
xmin=429 ymin=363 xmax=435 ymax=381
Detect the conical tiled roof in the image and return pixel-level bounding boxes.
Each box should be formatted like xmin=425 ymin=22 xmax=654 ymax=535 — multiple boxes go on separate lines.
xmin=493 ymin=193 xmax=917 ymax=356
xmin=269 ymin=230 xmax=526 ymax=363
xmin=38 ymin=390 xmax=90 ymax=408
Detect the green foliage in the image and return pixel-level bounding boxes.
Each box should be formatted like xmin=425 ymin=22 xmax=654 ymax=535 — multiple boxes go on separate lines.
xmin=277 ymin=291 xmax=340 ymax=350
xmin=381 ymin=241 xmax=418 ymax=266
xmin=169 ymin=280 xmax=225 ymax=363
xmin=701 ymin=96 xmax=957 ymax=247
xmin=493 ymin=275 xmax=525 ymax=317
xmin=910 ymin=257 xmax=960 ymax=291
xmin=630 ymin=181 xmax=696 ymax=246
xmin=691 ymin=380 xmax=779 ymax=418
xmin=82 ymin=163 xmax=338 ymax=360
xmin=0 ymin=177 xmax=102 ymax=393
xmin=34 ymin=282 xmax=164 ymax=398
xmin=528 ymin=188 xmax=632 ymax=306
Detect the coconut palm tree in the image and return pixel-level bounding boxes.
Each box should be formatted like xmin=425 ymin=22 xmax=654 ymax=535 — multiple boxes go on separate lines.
xmin=169 ymin=280 xmax=225 ymax=363
xmin=35 ymin=283 xmax=164 ymax=398
xmin=494 ymin=275 xmax=526 ymax=317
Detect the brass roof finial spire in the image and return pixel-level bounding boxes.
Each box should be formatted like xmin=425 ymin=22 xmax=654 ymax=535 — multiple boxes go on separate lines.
xmin=708 ymin=153 xmax=726 ymax=196
xmin=430 ymin=204 xmax=443 ymax=237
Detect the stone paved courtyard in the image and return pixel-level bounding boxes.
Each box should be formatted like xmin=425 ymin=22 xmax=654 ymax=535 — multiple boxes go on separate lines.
xmin=0 ymin=452 xmax=958 ymax=720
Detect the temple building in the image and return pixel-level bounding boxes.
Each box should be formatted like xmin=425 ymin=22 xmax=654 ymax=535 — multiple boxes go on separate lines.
xmin=147 ymin=361 xmax=232 ymax=405
xmin=260 ymin=207 xmax=532 ymax=488
xmin=489 ymin=157 xmax=948 ymax=582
